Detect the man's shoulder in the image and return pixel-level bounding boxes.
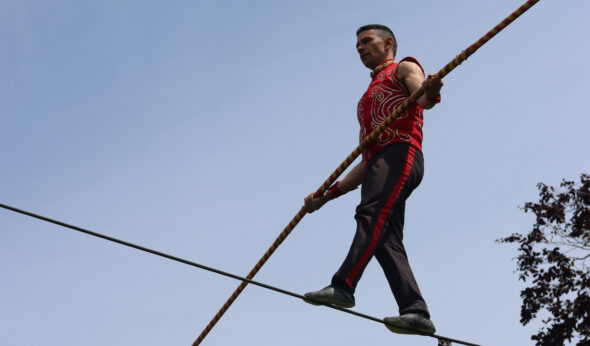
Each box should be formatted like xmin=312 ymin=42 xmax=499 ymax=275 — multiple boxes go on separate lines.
xmin=397 ymin=57 xmax=422 ymax=70
xmin=395 ymin=57 xmax=424 ymax=78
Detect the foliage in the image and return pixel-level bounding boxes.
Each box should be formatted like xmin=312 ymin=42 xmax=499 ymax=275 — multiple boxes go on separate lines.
xmin=498 ymin=174 xmax=590 ymax=346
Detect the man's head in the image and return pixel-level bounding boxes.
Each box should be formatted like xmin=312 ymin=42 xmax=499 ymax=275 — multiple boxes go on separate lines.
xmin=356 ymin=24 xmax=397 ymax=70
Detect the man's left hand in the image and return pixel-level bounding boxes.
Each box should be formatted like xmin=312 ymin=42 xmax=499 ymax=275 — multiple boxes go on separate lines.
xmin=422 ymin=74 xmax=443 ymax=99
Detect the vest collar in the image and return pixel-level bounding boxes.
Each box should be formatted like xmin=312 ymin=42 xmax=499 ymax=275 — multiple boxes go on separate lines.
xmin=371 ymin=59 xmax=396 ymax=78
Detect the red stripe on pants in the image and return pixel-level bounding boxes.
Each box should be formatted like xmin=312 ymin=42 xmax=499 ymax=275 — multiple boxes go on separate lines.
xmin=345 ymin=146 xmax=417 ymax=288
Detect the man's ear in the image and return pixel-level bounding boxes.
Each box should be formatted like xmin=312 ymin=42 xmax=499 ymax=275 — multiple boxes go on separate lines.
xmin=384 ymin=37 xmax=394 ymax=51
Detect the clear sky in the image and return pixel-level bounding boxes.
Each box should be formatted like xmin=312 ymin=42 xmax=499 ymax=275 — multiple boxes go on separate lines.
xmin=1 ymin=1 xmax=589 ymax=345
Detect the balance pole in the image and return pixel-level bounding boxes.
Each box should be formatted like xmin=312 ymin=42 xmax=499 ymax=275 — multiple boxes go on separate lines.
xmin=193 ymin=1 xmax=540 ymax=344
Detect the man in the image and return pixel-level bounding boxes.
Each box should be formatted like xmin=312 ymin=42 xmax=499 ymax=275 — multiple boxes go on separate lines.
xmin=303 ymin=24 xmax=443 ymax=335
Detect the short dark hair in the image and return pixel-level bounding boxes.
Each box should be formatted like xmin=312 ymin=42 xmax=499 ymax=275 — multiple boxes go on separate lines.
xmin=356 ymin=24 xmax=397 ymax=58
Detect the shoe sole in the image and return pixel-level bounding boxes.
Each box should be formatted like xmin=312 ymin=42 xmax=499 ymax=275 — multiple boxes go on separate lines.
xmin=383 ymin=319 xmax=435 ymax=335
xmin=303 ymin=294 xmax=355 ymax=308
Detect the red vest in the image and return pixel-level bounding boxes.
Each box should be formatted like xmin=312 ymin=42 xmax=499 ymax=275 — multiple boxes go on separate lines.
xmin=357 ymin=57 xmax=424 ymax=163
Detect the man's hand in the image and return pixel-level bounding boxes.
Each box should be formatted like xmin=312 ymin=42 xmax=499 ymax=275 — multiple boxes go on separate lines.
xmin=304 ymin=163 xmax=364 ymax=214
xmin=304 ymin=191 xmax=330 ymax=214
xmin=422 ymin=74 xmax=443 ymax=102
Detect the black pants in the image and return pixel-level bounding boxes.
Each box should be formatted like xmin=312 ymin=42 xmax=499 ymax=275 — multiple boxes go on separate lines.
xmin=331 ymin=142 xmax=429 ymax=317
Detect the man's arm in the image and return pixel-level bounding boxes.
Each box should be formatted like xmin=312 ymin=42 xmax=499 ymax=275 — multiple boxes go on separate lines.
xmin=338 ymin=160 xmax=365 ymax=192
xmin=304 ymin=160 xmax=365 ymax=213
xmin=396 ymin=61 xmax=443 ymax=109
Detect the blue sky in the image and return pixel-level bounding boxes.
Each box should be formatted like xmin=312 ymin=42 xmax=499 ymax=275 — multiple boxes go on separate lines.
xmin=1 ymin=1 xmax=589 ymax=345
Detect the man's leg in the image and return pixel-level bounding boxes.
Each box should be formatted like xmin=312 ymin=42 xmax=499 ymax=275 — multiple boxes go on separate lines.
xmin=374 ymin=212 xmax=430 ymax=317
xmin=332 ymin=143 xmax=419 ymax=294
xmin=372 ymin=148 xmax=435 ymax=335
xmin=373 ymin=145 xmax=429 ymax=316
xmin=305 ymin=143 xmax=419 ymax=308
xmin=377 ymin=224 xmax=435 ymax=334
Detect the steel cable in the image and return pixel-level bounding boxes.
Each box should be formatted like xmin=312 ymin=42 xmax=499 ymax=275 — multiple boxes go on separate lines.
xmin=0 ymin=202 xmax=480 ymax=346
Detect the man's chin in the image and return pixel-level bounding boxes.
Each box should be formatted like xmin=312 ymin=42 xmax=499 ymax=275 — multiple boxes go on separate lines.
xmin=361 ymin=59 xmax=375 ymax=69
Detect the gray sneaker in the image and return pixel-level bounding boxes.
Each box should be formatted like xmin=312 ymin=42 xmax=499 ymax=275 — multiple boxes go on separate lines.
xmin=303 ymin=285 xmax=355 ymax=308
xmin=383 ymin=313 xmax=436 ymax=335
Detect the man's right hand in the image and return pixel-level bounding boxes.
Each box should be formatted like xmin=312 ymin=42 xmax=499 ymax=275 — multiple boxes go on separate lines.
xmin=304 ymin=191 xmax=330 ymax=214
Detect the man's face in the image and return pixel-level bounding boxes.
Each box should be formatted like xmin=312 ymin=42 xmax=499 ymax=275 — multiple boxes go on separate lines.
xmin=356 ymin=29 xmax=392 ymax=69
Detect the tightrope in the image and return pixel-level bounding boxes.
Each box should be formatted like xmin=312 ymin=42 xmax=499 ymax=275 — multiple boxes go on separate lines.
xmin=0 ymin=202 xmax=480 ymax=346
xmin=195 ymin=0 xmax=541 ymax=344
